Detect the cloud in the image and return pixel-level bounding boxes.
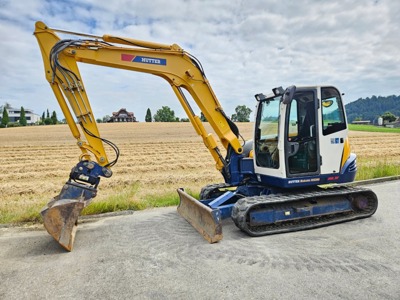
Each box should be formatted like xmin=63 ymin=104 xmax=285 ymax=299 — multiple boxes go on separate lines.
xmin=0 ymin=0 xmax=399 ymax=123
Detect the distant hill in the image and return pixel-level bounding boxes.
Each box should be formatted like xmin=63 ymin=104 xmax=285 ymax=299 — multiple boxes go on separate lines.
xmin=345 ymin=95 xmax=400 ymax=123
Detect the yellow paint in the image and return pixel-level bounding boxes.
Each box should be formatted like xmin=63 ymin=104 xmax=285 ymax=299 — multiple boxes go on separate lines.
xmin=34 ymin=21 xmax=243 ymax=170
xmin=341 ymin=137 xmax=351 ymax=169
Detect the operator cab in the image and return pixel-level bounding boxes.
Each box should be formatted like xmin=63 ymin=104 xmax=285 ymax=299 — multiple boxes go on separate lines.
xmin=253 ymin=85 xmax=353 ymax=188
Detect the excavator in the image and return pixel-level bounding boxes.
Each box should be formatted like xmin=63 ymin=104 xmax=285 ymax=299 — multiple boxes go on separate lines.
xmin=34 ymin=21 xmax=378 ymax=251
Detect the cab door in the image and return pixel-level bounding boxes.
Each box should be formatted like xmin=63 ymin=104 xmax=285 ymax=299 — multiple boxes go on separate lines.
xmin=284 ymin=89 xmax=320 ymax=177
xmin=318 ymin=87 xmax=348 ymax=175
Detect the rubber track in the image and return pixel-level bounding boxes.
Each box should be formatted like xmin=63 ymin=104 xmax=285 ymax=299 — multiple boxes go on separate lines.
xmin=231 ymin=186 xmax=378 ymax=237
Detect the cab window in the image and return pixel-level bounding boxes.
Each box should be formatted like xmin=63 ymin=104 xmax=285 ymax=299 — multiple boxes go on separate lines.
xmin=321 ymin=87 xmax=346 ymax=135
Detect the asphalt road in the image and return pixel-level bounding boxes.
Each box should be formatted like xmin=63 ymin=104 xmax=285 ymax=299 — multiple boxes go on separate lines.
xmin=1 ymin=180 xmax=399 ymax=300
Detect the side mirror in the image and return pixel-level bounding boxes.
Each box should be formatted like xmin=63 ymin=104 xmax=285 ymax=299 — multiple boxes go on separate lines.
xmin=282 ymin=85 xmax=296 ymax=104
xmin=322 ymin=100 xmax=334 ymax=108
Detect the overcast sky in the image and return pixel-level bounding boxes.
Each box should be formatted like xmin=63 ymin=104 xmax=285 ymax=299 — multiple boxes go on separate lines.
xmin=0 ymin=0 xmax=399 ymax=121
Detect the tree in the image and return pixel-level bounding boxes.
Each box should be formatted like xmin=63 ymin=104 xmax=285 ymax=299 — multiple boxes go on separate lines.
xmin=145 ymin=108 xmax=152 ymax=122
xmin=153 ymin=106 xmax=177 ymax=122
xmin=102 ymin=115 xmax=110 ymax=123
xmin=1 ymin=106 xmax=9 ymax=126
xmin=42 ymin=108 xmax=53 ymax=125
xmin=381 ymin=111 xmax=396 ymax=123
xmin=19 ymin=106 xmax=27 ymax=126
xmin=231 ymin=105 xmax=252 ymax=122
xmin=51 ymin=111 xmax=58 ymax=124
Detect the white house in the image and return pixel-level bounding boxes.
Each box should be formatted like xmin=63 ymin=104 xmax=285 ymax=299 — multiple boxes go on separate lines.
xmin=0 ymin=106 xmax=41 ymax=125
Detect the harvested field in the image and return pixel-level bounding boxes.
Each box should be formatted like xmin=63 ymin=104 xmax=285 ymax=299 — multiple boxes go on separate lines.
xmin=0 ymin=123 xmax=399 ymax=223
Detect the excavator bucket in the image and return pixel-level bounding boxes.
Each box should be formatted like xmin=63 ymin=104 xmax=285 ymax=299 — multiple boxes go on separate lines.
xmin=41 ymin=199 xmax=85 ymax=251
xmin=177 ymin=189 xmax=223 ymax=243
xmin=41 ymin=181 xmax=96 ymax=251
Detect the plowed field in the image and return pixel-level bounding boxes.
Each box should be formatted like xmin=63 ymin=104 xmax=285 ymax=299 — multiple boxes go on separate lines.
xmin=1 ymin=123 xmax=399 ymax=222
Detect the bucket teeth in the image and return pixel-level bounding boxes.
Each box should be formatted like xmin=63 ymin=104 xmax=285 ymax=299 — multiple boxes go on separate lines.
xmin=177 ymin=189 xmax=223 ymax=243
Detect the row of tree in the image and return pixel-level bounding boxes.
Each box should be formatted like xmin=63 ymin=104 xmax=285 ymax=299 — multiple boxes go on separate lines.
xmin=4 ymin=96 xmax=398 ymax=127
xmin=143 ymin=105 xmax=253 ymax=122
xmin=5 ymin=93 xmax=399 ymax=127
xmin=2 ymin=102 xmax=253 ymax=127
xmin=41 ymin=109 xmax=58 ymax=125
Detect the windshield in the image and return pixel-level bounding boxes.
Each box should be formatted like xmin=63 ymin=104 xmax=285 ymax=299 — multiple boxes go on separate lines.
xmin=257 ymin=97 xmax=280 ymax=138
xmin=255 ymin=96 xmax=280 ymax=169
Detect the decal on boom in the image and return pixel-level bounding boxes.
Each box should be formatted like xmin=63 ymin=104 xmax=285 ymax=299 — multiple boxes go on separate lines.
xmin=121 ymin=54 xmax=166 ymax=66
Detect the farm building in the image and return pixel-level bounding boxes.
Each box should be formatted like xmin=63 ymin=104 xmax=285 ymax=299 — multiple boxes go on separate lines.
xmin=351 ymin=120 xmax=371 ymax=125
xmin=108 ymin=108 xmax=137 ymax=122
xmin=384 ymin=118 xmax=400 ymax=128
xmin=0 ymin=106 xmax=41 ymax=125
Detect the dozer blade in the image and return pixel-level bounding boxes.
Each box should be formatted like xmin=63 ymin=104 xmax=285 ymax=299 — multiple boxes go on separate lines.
xmin=177 ymin=189 xmax=223 ymax=243
xmin=41 ymin=199 xmax=85 ymax=251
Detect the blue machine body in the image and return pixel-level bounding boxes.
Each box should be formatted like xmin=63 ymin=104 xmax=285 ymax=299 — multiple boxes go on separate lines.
xmin=201 ymin=151 xmax=358 ymax=223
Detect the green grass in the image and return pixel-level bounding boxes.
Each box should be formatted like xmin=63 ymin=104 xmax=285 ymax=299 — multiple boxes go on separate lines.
xmin=0 ymin=183 xmax=200 ymax=224
xmin=0 ymin=204 xmax=44 ymax=225
xmin=349 ymin=124 xmax=400 ymax=133
xmin=356 ymin=159 xmax=400 ymax=181
xmin=81 ymin=183 xmax=142 ymax=215
xmin=81 ymin=184 xmax=198 ymax=216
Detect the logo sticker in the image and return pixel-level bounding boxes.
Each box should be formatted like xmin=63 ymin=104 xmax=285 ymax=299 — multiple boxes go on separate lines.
xmin=121 ymin=54 xmax=166 ymax=66
xmin=288 ymin=178 xmax=320 ymax=184
xmin=330 ymin=137 xmax=344 ymax=144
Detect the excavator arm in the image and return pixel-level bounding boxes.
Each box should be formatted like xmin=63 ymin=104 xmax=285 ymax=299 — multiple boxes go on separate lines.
xmin=34 ymin=21 xmax=244 ymax=250
xmin=34 ymin=21 xmax=243 ymax=172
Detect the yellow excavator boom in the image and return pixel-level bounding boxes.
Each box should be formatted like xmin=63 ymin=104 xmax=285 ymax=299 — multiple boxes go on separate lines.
xmin=34 ymin=21 xmax=243 ymax=170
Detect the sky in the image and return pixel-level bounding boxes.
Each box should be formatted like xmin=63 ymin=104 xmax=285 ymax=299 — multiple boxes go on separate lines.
xmin=0 ymin=0 xmax=399 ymax=121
